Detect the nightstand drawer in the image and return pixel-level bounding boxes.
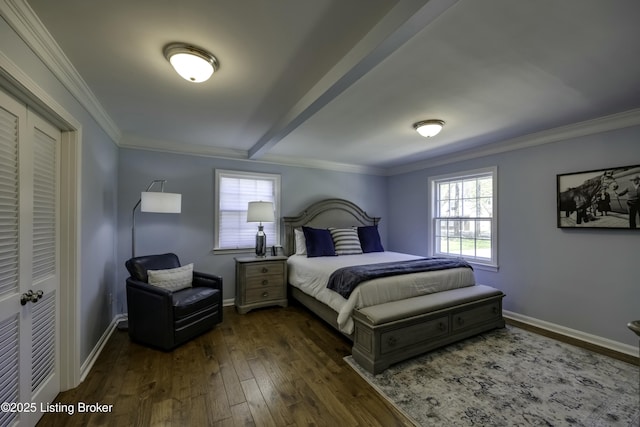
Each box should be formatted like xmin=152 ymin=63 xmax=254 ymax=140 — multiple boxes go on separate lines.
xmin=246 ymin=274 xmax=284 ymax=290
xmin=245 ymin=285 xmax=285 ymax=303
xmin=244 ymin=261 xmax=284 ymax=278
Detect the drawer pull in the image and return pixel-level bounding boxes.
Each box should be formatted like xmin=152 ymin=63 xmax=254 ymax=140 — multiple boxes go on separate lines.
xmin=438 ymin=322 xmax=446 ymax=331
xmin=492 ymin=306 xmax=498 ymax=314
xmin=262 ymin=279 xmax=269 ymax=286
xmin=457 ymin=317 xmax=464 ymax=326
xmin=262 ymin=292 xmax=269 ymax=298
xmin=261 ymin=267 xmax=269 ymax=273
xmin=387 ymin=336 xmax=397 ymax=347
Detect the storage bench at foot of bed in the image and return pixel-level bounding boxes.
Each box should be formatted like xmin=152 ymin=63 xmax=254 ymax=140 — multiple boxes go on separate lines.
xmin=351 ymin=284 xmax=505 ymax=374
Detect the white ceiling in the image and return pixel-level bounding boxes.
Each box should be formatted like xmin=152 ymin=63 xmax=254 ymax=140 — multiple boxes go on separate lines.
xmin=24 ymin=0 xmax=640 ymax=174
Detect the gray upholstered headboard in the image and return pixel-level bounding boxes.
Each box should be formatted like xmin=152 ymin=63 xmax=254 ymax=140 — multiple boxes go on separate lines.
xmin=282 ymin=198 xmax=380 ymax=256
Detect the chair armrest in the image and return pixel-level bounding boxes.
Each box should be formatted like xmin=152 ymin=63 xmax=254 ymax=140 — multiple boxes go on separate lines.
xmin=193 ymin=271 xmax=223 ymax=290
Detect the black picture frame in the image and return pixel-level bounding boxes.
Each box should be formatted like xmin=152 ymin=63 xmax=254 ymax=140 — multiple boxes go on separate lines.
xmin=557 ymin=164 xmax=640 ymax=229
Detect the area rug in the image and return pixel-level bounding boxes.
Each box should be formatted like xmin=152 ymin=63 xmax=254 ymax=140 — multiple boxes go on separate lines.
xmin=345 ymin=325 xmax=639 ymax=426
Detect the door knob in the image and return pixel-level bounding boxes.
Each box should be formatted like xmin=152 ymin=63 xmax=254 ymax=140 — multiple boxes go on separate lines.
xmin=20 ymin=290 xmax=44 ymax=305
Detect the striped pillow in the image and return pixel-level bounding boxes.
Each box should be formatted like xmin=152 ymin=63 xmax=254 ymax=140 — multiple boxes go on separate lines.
xmin=329 ymin=227 xmax=363 ymax=255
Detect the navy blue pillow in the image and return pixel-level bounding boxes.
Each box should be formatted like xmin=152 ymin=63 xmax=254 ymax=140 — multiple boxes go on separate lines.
xmin=302 ymin=226 xmax=336 ymax=257
xmin=357 ymin=225 xmax=384 ymax=253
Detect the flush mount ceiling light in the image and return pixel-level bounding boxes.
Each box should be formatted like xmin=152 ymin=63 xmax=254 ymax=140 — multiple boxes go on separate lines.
xmin=163 ymin=43 xmax=219 ymax=83
xmin=413 ymin=119 xmax=445 ymax=138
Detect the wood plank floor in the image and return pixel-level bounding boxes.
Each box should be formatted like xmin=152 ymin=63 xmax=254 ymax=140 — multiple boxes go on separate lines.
xmin=37 ymin=304 xmax=413 ymax=427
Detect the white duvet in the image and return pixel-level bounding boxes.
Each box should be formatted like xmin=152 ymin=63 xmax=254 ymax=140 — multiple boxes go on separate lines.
xmin=287 ymin=251 xmax=475 ymax=334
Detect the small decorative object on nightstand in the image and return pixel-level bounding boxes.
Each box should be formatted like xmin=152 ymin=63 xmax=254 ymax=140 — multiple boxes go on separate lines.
xmin=235 ymin=256 xmax=288 ymax=314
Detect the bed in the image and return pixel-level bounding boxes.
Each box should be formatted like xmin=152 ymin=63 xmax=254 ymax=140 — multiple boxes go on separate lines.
xmin=283 ymin=198 xmax=505 ymax=374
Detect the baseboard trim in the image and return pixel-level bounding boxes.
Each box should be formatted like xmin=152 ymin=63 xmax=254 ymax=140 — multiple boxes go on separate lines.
xmin=80 ymin=314 xmax=126 ymax=382
xmin=503 ymin=310 xmax=639 ymax=365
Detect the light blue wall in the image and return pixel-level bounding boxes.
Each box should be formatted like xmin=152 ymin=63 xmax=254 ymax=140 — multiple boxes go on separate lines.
xmin=1 ymin=17 xmax=119 ymax=363
xmin=4 ymin=9 xmax=637 ymax=368
xmin=116 ymin=148 xmax=388 ymax=308
xmin=388 ymin=125 xmax=640 ymax=347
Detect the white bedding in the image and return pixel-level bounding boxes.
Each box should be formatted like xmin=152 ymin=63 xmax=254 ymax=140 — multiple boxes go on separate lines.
xmin=287 ymin=251 xmax=475 ymax=334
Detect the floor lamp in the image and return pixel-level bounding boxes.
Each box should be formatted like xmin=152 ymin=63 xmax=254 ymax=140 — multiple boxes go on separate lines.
xmin=131 ymin=179 xmax=182 ymax=258
xmin=119 ymin=180 xmax=181 ymax=331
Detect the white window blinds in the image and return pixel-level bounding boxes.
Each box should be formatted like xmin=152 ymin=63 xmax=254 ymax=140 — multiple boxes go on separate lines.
xmin=215 ymin=170 xmax=280 ymax=250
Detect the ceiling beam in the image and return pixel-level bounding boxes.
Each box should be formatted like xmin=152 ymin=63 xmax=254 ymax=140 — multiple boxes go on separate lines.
xmin=248 ymin=0 xmax=459 ymax=160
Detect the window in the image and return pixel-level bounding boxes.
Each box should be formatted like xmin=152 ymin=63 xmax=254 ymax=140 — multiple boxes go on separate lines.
xmin=214 ymin=170 xmax=281 ymax=251
xmin=428 ymin=166 xmax=497 ymax=270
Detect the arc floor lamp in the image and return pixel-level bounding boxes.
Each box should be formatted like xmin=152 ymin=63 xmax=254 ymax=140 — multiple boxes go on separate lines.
xmin=120 ymin=180 xmax=181 ymax=331
xmin=131 ymin=179 xmax=182 ymax=257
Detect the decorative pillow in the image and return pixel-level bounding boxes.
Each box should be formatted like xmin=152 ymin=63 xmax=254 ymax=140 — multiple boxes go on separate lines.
xmin=147 ymin=263 xmax=193 ymax=292
xmin=294 ymin=228 xmax=307 ymax=255
xmin=329 ymin=227 xmax=363 ymax=255
xmin=302 ymin=226 xmax=336 ymax=257
xmin=358 ymin=225 xmax=384 ymax=253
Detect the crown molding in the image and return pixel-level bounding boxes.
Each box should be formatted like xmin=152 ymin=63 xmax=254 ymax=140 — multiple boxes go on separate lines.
xmin=119 ymin=134 xmax=248 ymax=160
xmin=120 ymin=133 xmax=386 ymax=176
xmin=387 ymin=108 xmax=640 ymax=176
xmin=0 ymin=0 xmax=121 ymax=143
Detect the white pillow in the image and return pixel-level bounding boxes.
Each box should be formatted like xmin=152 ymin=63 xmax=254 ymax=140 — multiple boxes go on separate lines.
xmin=329 ymin=227 xmax=363 ymax=255
xmin=147 ymin=263 xmax=193 ymax=292
xmin=294 ymin=228 xmax=307 ymax=255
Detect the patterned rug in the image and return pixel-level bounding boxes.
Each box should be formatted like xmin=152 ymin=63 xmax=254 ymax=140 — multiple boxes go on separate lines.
xmin=345 ymin=325 xmax=639 ymax=426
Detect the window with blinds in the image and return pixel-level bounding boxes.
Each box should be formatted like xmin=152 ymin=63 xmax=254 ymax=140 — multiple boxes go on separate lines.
xmin=0 ymin=106 xmax=20 ymax=297
xmin=214 ymin=170 xmax=280 ymax=250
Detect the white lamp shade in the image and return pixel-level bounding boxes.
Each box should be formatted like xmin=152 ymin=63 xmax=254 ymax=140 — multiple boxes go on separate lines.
xmin=141 ymin=192 xmax=182 ymax=213
xmin=247 ymin=201 xmax=275 ymax=222
xmin=169 ymin=53 xmax=214 ymax=83
xmin=414 ymin=120 xmax=444 ymax=138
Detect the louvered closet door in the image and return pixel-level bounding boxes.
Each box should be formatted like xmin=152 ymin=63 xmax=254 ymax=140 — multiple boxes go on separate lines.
xmin=0 ymin=89 xmax=60 ymax=427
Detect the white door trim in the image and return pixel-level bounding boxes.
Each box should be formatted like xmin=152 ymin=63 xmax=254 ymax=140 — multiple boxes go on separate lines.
xmin=1 ymin=51 xmax=82 ymax=390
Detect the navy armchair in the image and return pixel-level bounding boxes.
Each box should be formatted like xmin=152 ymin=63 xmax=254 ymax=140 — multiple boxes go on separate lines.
xmin=125 ymin=253 xmax=222 ymax=350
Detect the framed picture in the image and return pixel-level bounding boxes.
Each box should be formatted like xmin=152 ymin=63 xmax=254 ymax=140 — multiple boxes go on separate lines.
xmin=557 ymin=164 xmax=640 ymax=229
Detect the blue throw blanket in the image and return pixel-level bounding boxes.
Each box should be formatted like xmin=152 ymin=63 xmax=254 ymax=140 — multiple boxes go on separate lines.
xmin=327 ymin=257 xmax=473 ymax=299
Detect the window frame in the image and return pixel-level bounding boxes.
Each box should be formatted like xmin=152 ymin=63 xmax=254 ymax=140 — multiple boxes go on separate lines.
xmin=214 ymin=169 xmax=281 ymax=253
xmin=427 ymin=166 xmax=498 ymax=271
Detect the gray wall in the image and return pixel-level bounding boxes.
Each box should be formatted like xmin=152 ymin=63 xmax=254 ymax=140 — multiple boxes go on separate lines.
xmin=1 ymin=17 xmax=119 ymax=363
xmin=116 ymin=148 xmax=388 ymax=308
xmin=387 ymin=125 xmax=640 ymax=347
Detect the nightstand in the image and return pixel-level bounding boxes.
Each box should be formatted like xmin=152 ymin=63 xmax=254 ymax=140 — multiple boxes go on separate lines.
xmin=235 ymin=256 xmax=288 ymax=314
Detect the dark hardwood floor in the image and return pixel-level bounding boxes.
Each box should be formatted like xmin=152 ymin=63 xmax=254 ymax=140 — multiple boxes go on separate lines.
xmin=37 ymin=304 xmax=413 ymax=427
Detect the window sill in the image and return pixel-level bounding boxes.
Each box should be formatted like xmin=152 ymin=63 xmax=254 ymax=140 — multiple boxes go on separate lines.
xmin=469 ymin=262 xmax=499 ymax=273
xmin=212 ymin=247 xmax=255 ymax=255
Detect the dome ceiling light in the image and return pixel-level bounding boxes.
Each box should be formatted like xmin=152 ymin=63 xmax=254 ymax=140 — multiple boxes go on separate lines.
xmin=163 ymin=43 xmax=219 ymax=83
xmin=413 ymin=119 xmax=445 ymax=138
